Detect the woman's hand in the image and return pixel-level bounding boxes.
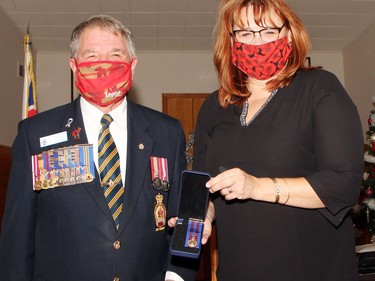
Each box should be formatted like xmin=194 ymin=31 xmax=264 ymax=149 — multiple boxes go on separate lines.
xmin=206 ymin=168 xmax=257 ymax=200
xmin=207 ymin=170 xmax=325 ymax=208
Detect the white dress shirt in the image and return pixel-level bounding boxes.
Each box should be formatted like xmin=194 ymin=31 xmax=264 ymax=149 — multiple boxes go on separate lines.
xmin=80 ymin=97 xmax=127 ymax=181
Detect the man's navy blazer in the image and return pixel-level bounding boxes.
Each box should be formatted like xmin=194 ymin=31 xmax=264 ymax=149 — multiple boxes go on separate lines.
xmin=0 ymin=97 xmax=197 ymax=281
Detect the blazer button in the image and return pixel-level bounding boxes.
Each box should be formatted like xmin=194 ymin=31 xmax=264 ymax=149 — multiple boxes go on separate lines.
xmin=113 ymin=277 xmax=120 ymax=281
xmin=113 ymin=240 xmax=121 ymax=250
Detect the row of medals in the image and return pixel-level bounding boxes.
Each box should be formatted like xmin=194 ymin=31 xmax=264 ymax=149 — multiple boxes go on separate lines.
xmin=34 ymin=170 xmax=94 ymax=191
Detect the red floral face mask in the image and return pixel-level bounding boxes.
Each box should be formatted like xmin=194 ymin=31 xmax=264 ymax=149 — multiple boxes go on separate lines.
xmin=74 ymin=60 xmax=134 ymax=107
xmin=231 ymin=36 xmax=292 ymax=80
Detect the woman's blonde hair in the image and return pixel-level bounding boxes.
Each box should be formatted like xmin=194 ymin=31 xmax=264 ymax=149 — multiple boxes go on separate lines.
xmin=214 ymin=0 xmax=311 ymax=107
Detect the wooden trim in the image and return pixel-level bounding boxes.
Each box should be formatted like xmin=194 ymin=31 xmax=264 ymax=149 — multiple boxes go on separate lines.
xmin=0 ymin=144 xmax=11 ymax=231
xmin=0 ymin=144 xmax=11 ymax=149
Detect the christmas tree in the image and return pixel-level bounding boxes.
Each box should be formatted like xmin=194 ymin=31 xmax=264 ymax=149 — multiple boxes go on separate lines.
xmin=356 ymin=102 xmax=375 ymax=238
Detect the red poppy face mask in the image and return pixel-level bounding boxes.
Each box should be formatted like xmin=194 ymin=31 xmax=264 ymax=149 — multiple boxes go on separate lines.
xmin=231 ymin=36 xmax=292 ymax=80
xmin=74 ymin=60 xmax=134 ymax=107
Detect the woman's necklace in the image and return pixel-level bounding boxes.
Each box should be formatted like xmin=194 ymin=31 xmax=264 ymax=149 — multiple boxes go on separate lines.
xmin=240 ymin=88 xmax=279 ymax=126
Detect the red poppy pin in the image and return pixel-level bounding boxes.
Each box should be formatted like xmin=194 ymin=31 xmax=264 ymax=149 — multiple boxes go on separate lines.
xmin=72 ymin=127 xmax=81 ymax=140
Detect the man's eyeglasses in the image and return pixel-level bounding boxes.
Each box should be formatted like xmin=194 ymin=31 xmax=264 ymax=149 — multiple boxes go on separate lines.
xmin=232 ymin=24 xmax=285 ymax=44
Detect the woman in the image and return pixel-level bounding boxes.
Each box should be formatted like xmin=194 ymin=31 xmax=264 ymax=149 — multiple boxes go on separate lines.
xmin=193 ymin=0 xmax=364 ymax=280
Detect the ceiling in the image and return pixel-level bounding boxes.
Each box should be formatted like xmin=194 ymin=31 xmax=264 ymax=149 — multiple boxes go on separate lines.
xmin=1 ymin=0 xmax=375 ymax=54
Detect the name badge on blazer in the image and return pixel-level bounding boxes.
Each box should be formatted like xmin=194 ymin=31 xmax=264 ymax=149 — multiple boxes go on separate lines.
xmin=40 ymin=131 xmax=68 ymax=148
xmin=31 ymin=144 xmax=95 ymax=191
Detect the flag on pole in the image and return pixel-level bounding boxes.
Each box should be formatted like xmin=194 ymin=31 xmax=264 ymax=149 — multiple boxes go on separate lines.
xmin=22 ymin=32 xmax=37 ymax=119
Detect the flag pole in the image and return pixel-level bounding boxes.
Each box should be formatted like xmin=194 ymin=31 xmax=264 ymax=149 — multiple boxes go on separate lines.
xmin=22 ymin=19 xmax=37 ymax=119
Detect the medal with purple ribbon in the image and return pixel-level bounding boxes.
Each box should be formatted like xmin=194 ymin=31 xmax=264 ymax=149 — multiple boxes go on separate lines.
xmin=185 ymin=219 xmax=203 ymax=249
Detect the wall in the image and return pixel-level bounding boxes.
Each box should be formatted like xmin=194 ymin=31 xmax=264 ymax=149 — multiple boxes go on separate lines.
xmin=0 ymin=7 xmax=24 ymax=146
xmin=131 ymin=52 xmax=219 ymax=110
xmin=35 ymin=51 xmax=345 ymax=111
xmin=309 ymin=52 xmax=345 ymax=85
xmin=36 ymin=52 xmax=72 ymax=111
xmin=344 ymin=21 xmax=375 ymax=139
xmin=5 ymin=48 xmax=359 ymax=146
xmin=36 ymin=51 xmax=220 ymax=113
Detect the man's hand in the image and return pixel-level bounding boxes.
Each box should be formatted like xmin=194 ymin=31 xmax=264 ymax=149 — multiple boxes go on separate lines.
xmin=168 ymin=200 xmax=215 ymax=245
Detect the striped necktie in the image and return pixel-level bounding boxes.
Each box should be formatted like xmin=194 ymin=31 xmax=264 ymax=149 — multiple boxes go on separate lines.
xmin=98 ymin=114 xmax=124 ymax=229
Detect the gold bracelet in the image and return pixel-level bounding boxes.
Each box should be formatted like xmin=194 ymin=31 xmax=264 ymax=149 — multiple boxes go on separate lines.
xmin=281 ymin=178 xmax=290 ymax=204
xmin=271 ymin=178 xmax=280 ymax=203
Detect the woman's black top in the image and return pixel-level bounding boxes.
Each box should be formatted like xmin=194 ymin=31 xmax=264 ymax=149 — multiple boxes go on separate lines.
xmin=193 ymin=69 xmax=364 ymax=281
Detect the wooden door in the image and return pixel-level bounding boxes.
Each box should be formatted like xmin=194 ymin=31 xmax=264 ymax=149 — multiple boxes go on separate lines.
xmin=162 ymin=93 xmax=208 ymax=141
xmin=162 ymin=93 xmax=217 ymax=281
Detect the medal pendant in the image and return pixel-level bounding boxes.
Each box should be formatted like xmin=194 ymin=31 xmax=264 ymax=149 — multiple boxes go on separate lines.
xmin=42 ymin=180 xmax=49 ymax=189
xmin=152 ymin=177 xmax=162 ymax=190
xmin=188 ymin=233 xmax=198 ymax=248
xmin=49 ymin=177 xmax=58 ymax=187
xmin=161 ymin=180 xmax=170 ymax=191
xmin=85 ymin=173 xmax=94 ymax=182
xmin=51 ymin=176 xmax=59 ymax=186
xmin=34 ymin=181 xmax=42 ymax=191
xmin=58 ymin=177 xmax=64 ymax=186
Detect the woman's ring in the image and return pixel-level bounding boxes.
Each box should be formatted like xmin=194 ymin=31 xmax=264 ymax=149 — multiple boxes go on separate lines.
xmin=227 ymin=186 xmax=232 ymax=193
